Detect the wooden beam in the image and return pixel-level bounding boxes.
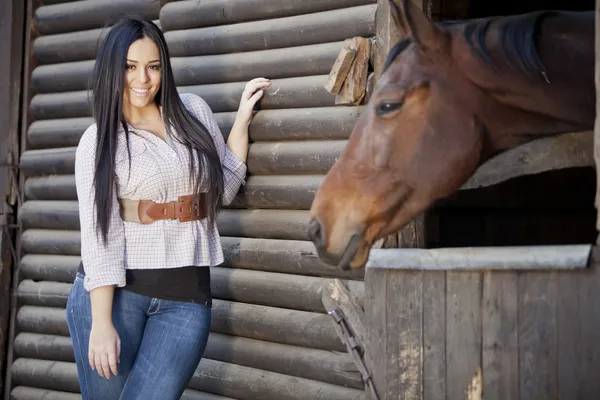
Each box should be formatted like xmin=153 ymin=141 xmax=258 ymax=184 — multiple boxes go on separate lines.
xmin=595 ymin=0 xmax=600 ymax=234
xmin=324 ymin=45 xmax=357 ymax=95
xmin=160 ymin=0 xmax=377 ymax=32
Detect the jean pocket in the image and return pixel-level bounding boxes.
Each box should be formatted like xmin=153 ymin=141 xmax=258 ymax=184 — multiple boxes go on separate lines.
xmin=75 ymin=272 xmax=85 ymax=282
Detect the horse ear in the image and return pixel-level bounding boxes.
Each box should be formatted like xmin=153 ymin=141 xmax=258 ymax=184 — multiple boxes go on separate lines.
xmin=390 ymin=0 xmax=443 ymax=53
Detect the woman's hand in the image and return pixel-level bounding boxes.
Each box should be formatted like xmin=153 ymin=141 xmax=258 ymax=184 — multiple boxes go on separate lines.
xmin=235 ymin=77 xmax=270 ymax=125
xmin=89 ymin=321 xmax=121 ymax=379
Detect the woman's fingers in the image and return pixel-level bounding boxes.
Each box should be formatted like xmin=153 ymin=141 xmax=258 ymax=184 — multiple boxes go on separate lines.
xmin=108 ymin=344 xmax=119 ymax=376
xmin=89 ymin=349 xmax=96 ymax=370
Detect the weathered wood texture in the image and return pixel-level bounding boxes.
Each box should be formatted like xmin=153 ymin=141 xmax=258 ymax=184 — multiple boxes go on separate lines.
xmin=595 ymin=0 xmax=600 ymax=232
xmin=13 ymin=331 xmax=362 ymax=389
xmin=10 ymin=386 xmax=234 ymax=400
xmin=17 ymin=301 xmax=345 ymax=351
xmin=29 ymin=76 xmax=337 ymax=119
xmin=32 ymin=42 xmax=344 ymax=92
xmin=159 ymin=0 xmax=376 ymax=31
xmin=11 ymin=358 xmax=365 ymax=400
xmin=18 ymin=266 xmax=364 ymax=312
xmin=0 ymin=0 xmax=26 ymax=395
xmin=364 ymin=246 xmax=600 ymax=399
xmin=20 ymin=141 xmax=345 ymax=176
xmin=26 ymin=107 xmax=360 ymax=149
xmin=34 ymin=0 xmax=161 ymax=35
xmin=164 ymin=5 xmax=376 ymax=56
xmin=18 ymin=233 xmax=364 ymax=279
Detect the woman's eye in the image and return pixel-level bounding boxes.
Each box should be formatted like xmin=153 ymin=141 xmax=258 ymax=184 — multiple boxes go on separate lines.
xmin=126 ymin=65 xmax=135 ymax=70
xmin=376 ymin=101 xmax=403 ymax=116
xmin=150 ymin=65 xmax=161 ymax=70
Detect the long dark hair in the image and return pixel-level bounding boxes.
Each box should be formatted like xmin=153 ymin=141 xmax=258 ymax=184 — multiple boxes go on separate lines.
xmin=91 ymin=16 xmax=224 ymax=243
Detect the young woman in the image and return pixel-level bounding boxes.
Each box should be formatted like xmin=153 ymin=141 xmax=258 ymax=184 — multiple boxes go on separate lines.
xmin=66 ymin=16 xmax=269 ymax=400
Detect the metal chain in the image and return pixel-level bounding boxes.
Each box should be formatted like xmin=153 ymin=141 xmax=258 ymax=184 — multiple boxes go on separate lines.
xmin=328 ymin=309 xmax=380 ymax=400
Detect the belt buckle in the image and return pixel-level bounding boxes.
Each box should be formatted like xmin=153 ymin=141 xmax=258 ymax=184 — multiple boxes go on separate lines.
xmin=176 ymin=195 xmax=201 ymax=222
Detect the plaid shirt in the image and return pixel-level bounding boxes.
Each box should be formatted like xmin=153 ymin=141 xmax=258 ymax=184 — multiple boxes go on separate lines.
xmin=75 ymin=93 xmax=247 ymax=291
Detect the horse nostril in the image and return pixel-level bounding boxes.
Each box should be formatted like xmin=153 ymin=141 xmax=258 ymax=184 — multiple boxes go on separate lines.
xmin=308 ymin=218 xmax=323 ymax=247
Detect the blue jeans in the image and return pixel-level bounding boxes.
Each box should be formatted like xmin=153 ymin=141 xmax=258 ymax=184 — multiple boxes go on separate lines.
xmin=66 ymin=272 xmax=211 ymax=400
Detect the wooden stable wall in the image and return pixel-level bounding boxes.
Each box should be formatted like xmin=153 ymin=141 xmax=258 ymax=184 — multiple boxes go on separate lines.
xmin=8 ymin=0 xmax=378 ymax=399
xmin=364 ymin=246 xmax=600 ymax=400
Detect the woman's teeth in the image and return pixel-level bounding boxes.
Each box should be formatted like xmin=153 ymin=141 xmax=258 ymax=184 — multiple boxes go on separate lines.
xmin=132 ymin=88 xmax=149 ymax=96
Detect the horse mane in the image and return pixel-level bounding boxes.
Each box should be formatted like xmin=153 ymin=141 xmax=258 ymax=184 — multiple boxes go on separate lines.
xmin=383 ymin=11 xmax=555 ymax=80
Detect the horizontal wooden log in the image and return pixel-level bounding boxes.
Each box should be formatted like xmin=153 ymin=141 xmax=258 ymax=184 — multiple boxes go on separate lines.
xmin=34 ymin=0 xmax=160 ymax=35
xmin=25 ymin=174 xmax=322 ymax=210
xmin=26 ymin=107 xmax=358 ymax=149
xmin=33 ymin=28 xmax=106 ymax=65
xmin=247 ymin=140 xmax=345 ymax=174
xmin=31 ymin=60 xmax=94 ymax=93
xmin=181 ymin=75 xmax=336 ymax=113
xmin=10 ymin=386 xmax=234 ymax=400
xmin=33 ymin=43 xmax=343 ymax=92
xmin=19 ymin=147 xmax=76 ymax=176
xmin=27 ymin=117 xmax=93 ymax=149
xmin=165 ymin=4 xmax=376 ymax=57
xmin=18 ymin=264 xmax=364 ymax=312
xmin=20 ymin=230 xmax=81 ymax=256
xmin=17 ymin=300 xmax=343 ymax=350
xmin=17 ymin=306 xmax=70 ymax=336
xmin=29 ymin=75 xmax=336 ymax=119
xmin=20 ymin=236 xmax=363 ymax=279
xmin=13 ymin=331 xmax=362 ymax=389
xmin=11 ymin=358 xmax=364 ymax=400
xmin=14 ymin=333 xmax=74 ymax=362
xmin=19 ymin=201 xmax=311 ymax=240
xmin=462 ymin=130 xmax=594 ymax=189
xmin=20 ymin=139 xmax=343 ymax=177
xmin=160 ymin=0 xmax=376 ymax=31
xmin=24 ymin=175 xmax=77 ymax=200
xmin=20 ymin=254 xmax=78 ymax=282
xmin=10 ymin=387 xmax=81 ymax=400
xmin=190 ymin=358 xmax=364 ymax=400
xmin=18 ymin=280 xmax=70 ymax=308
xmin=210 ymin=300 xmax=343 ymax=350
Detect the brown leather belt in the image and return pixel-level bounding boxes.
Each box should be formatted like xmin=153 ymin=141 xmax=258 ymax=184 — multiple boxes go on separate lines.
xmin=118 ymin=194 xmax=206 ymax=224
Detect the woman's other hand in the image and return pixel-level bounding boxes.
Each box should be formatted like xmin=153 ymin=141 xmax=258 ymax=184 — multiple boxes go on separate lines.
xmin=236 ymin=77 xmax=270 ymax=125
xmin=89 ymin=321 xmax=121 ymax=379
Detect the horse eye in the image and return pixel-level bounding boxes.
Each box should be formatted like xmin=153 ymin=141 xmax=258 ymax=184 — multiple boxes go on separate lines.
xmin=376 ymin=101 xmax=403 ymax=116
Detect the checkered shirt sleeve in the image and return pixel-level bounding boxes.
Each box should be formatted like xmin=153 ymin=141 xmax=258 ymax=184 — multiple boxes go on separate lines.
xmin=75 ymin=125 xmax=127 ymax=291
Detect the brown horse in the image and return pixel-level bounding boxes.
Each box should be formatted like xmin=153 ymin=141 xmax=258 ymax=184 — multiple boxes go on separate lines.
xmin=308 ymin=0 xmax=595 ymax=269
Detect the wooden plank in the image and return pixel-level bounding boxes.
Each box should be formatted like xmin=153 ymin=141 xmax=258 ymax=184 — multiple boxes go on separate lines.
xmin=463 ymin=131 xmax=593 ymax=190
xmin=373 ymin=0 xmax=403 ymax=79
xmin=13 ymin=331 xmax=362 ymax=389
xmin=11 ymin=358 xmax=365 ymax=400
xmin=594 ymin=0 xmax=600 ymax=232
xmin=324 ymin=46 xmax=356 ymax=94
xmin=32 ymin=42 xmax=344 ymax=92
xmin=20 ymin=140 xmax=345 ymax=176
xmin=159 ymin=0 xmax=377 ymax=31
xmin=364 ymin=268 xmax=387 ymax=400
xmin=557 ymin=245 xmax=600 ymax=397
xmin=422 ymin=271 xmax=446 ymax=399
xmin=446 ymin=272 xmax=482 ymax=400
xmin=33 ymin=27 xmax=106 ymax=65
xmin=482 ymin=272 xmax=518 ymax=400
xmin=29 ymin=75 xmax=338 ymax=119
xmin=164 ymin=5 xmax=376 ymax=57
xmin=33 ymin=0 xmax=160 ymax=35
xmin=386 ymin=270 xmax=422 ymax=399
xmin=336 ymin=37 xmax=371 ymax=105
xmin=518 ymin=272 xmax=558 ymax=399
xmin=26 ymin=107 xmax=360 ymax=150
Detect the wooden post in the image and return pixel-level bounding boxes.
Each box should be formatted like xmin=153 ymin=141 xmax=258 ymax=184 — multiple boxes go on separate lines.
xmin=0 ymin=0 xmax=26 ymax=394
xmin=366 ymin=2 xmax=428 ymax=399
xmin=594 ymin=0 xmax=600 ymax=240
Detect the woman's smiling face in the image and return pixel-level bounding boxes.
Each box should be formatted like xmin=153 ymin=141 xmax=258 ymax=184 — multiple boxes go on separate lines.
xmin=123 ymin=36 xmax=162 ymax=110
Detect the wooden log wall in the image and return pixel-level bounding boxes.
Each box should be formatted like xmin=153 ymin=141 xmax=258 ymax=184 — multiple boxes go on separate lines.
xmin=10 ymin=0 xmax=377 ymax=399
